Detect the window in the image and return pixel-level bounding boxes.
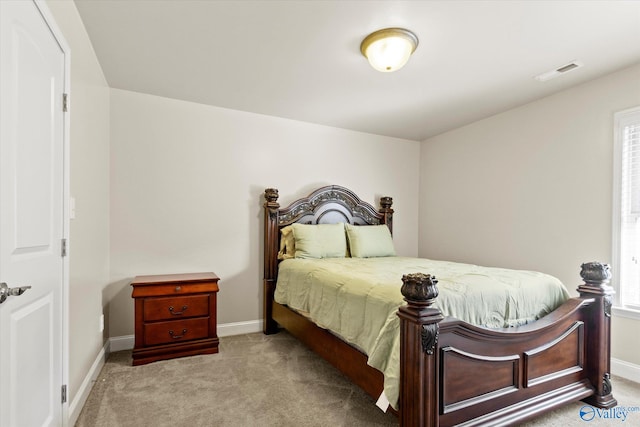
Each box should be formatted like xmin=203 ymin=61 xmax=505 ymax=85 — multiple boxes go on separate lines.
xmin=613 ymin=107 xmax=640 ymax=313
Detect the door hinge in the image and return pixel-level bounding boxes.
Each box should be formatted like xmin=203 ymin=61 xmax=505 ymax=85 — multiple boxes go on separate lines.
xmin=62 ymin=93 xmax=68 ymax=112
xmin=61 ymin=239 xmax=67 ymax=257
xmin=61 ymin=385 xmax=67 ymax=404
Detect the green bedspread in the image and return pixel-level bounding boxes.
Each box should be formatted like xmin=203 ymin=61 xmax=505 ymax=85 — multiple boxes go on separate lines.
xmin=274 ymin=257 xmax=570 ymax=409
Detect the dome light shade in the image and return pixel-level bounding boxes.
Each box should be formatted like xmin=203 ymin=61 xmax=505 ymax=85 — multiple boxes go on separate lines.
xmin=360 ymin=28 xmax=418 ymax=72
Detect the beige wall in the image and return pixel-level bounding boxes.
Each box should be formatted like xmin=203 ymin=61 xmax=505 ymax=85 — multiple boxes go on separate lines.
xmin=108 ymin=88 xmax=420 ymax=337
xmin=419 ymin=63 xmax=640 ymax=365
xmin=40 ymin=3 xmax=640 ymax=414
xmin=46 ymin=0 xmax=111 ymax=405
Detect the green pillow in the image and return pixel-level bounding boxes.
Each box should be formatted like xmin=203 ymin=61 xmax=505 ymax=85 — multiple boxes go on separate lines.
xmin=345 ymin=224 xmax=396 ymax=258
xmin=292 ymin=223 xmax=347 ymax=259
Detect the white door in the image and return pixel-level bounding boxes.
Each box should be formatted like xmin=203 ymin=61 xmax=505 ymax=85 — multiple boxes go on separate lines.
xmin=0 ymin=1 xmax=67 ymax=426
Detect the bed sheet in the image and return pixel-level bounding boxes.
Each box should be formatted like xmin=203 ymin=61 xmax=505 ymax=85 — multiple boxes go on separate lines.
xmin=274 ymin=257 xmax=570 ymax=409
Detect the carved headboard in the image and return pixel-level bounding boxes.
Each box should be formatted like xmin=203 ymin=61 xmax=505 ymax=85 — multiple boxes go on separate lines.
xmin=262 ymin=185 xmax=394 ymax=333
xmin=270 ymin=185 xmax=393 ymax=228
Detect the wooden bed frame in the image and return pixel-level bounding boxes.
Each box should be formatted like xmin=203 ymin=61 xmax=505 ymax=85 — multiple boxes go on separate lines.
xmin=262 ymin=185 xmax=617 ymax=426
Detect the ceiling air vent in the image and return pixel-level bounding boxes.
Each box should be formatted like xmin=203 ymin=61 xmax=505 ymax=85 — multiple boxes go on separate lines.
xmin=534 ymin=61 xmax=583 ymax=82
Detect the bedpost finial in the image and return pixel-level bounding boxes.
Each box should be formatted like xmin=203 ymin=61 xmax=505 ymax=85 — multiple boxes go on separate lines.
xmin=265 ymin=188 xmax=279 ymax=203
xmin=401 ymin=273 xmax=439 ymax=304
xmin=580 ymin=262 xmax=611 ymax=285
xmin=380 ymin=196 xmax=393 ymax=210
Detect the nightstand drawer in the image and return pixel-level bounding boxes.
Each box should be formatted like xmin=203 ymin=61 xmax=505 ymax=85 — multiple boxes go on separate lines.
xmin=132 ymin=282 xmax=218 ymax=298
xmin=144 ymin=317 xmax=209 ymax=346
xmin=144 ymin=294 xmax=210 ymax=321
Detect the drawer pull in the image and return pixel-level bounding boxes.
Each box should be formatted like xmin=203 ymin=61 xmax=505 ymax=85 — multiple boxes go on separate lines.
xmin=168 ymin=305 xmax=188 ymax=316
xmin=175 ymin=286 xmax=182 ymax=292
xmin=169 ymin=329 xmax=187 ymax=339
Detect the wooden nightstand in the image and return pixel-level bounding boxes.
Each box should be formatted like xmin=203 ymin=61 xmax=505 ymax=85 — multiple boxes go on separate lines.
xmin=130 ymin=272 xmax=219 ymax=366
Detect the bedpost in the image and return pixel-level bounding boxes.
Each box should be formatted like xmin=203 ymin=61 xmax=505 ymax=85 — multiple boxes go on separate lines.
xmin=263 ymin=188 xmax=280 ymax=334
xmin=379 ymin=196 xmax=394 ymax=234
xmin=397 ymin=273 xmax=444 ymax=427
xmin=578 ymin=262 xmax=617 ymax=409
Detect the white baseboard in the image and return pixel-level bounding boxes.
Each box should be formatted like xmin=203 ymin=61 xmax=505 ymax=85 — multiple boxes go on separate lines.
xmin=109 ymin=334 xmax=134 ymax=352
xmin=68 ymin=340 xmax=108 ymax=427
xmin=612 ymin=357 xmax=640 ymax=384
xmin=218 ymin=319 xmax=262 ymax=337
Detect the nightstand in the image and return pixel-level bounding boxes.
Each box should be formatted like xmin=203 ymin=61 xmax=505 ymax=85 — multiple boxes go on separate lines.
xmin=130 ymin=272 xmax=219 ymax=366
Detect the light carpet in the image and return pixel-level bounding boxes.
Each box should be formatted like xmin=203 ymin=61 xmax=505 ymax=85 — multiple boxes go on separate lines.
xmin=75 ymin=332 xmax=640 ymax=426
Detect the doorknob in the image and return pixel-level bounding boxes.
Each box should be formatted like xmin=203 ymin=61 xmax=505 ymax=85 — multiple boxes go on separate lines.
xmin=0 ymin=282 xmax=32 ymax=304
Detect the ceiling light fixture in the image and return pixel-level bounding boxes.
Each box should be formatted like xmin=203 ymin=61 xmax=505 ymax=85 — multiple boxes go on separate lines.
xmin=360 ymin=28 xmax=418 ymax=73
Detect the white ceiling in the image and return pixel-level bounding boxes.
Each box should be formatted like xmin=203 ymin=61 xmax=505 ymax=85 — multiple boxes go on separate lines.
xmin=74 ymin=0 xmax=640 ymax=141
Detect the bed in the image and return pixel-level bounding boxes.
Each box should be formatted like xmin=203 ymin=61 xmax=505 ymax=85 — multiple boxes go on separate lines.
xmin=262 ymin=185 xmax=617 ymax=426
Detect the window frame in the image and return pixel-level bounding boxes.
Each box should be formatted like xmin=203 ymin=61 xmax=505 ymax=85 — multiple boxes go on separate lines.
xmin=612 ymin=106 xmax=640 ymax=319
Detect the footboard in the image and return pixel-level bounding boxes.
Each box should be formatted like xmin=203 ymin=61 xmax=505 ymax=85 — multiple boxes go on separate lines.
xmin=398 ymin=263 xmax=617 ymax=427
